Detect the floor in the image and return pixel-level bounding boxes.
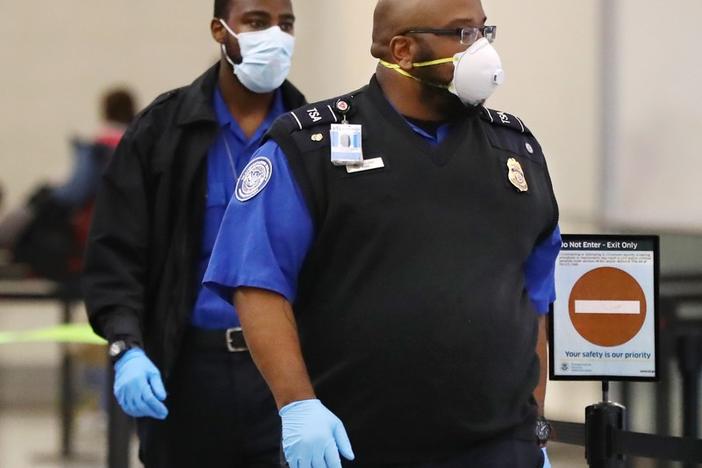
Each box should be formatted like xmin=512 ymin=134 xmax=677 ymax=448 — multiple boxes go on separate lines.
xmin=0 ymin=406 xmax=136 ymax=468
xmin=0 ymin=301 xmax=692 ymax=467
xmin=0 ymin=406 xmax=589 ymax=468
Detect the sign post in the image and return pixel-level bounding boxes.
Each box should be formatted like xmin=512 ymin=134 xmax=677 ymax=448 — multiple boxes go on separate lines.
xmin=550 ymin=235 xmax=660 ymax=467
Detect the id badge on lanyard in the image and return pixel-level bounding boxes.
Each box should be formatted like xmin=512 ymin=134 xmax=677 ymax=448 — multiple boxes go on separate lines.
xmin=330 ymin=123 xmax=363 ymax=166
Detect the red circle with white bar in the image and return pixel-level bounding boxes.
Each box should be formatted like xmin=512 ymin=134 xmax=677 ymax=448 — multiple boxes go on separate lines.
xmin=568 ymin=267 xmax=647 ymax=347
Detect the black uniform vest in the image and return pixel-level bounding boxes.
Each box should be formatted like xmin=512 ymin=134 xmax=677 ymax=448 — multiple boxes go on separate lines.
xmin=267 ymin=77 xmax=559 ymax=464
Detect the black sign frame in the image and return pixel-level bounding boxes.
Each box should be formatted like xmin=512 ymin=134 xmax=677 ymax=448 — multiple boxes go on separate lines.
xmin=548 ymin=234 xmax=660 ymax=382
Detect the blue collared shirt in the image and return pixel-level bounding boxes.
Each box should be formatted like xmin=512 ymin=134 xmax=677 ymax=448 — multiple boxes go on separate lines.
xmin=205 ymin=111 xmax=562 ymax=315
xmin=403 ymin=120 xmax=454 ymax=146
xmin=191 ymin=86 xmax=286 ymax=329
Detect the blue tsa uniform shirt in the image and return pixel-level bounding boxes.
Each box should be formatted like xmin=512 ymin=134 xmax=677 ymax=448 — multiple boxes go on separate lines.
xmin=191 ymin=86 xmax=286 ymax=329
xmin=205 ymin=126 xmax=560 ymax=314
xmin=205 ymin=79 xmax=561 ymax=464
xmin=204 ymin=139 xmax=313 ymax=305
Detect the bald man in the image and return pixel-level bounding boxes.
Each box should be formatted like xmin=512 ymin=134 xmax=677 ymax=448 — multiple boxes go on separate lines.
xmin=83 ymin=0 xmax=306 ymax=466
xmin=206 ymin=0 xmax=559 ymax=466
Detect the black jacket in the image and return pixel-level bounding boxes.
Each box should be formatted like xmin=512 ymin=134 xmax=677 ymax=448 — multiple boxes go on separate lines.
xmin=83 ymin=63 xmax=306 ymax=379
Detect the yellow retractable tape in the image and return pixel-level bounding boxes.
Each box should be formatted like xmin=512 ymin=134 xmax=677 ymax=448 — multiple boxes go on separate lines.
xmin=0 ymin=323 xmax=106 ymax=345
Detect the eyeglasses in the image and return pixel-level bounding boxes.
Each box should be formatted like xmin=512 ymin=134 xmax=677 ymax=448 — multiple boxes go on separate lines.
xmin=402 ymin=25 xmax=497 ymax=45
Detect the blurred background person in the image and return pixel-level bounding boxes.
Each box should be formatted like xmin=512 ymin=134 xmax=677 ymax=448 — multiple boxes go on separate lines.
xmin=52 ymin=88 xmax=135 ymax=209
xmin=0 ymin=87 xmax=135 ymax=281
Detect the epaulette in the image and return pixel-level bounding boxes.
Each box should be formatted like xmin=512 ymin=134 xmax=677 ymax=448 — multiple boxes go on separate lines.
xmin=480 ymin=107 xmax=532 ymax=135
xmin=275 ymin=93 xmax=358 ymax=135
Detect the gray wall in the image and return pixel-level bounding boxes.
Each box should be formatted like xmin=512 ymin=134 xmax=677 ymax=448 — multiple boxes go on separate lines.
xmin=0 ymin=0 xmax=602 ymax=236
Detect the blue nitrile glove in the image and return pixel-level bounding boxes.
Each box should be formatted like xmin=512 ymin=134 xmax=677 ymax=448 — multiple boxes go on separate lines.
xmin=542 ymin=447 xmax=552 ymax=468
xmin=279 ymin=399 xmax=355 ymax=468
xmin=113 ymin=348 xmax=168 ymax=420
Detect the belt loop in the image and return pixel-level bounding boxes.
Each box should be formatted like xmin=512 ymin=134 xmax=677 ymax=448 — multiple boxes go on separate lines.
xmin=226 ymin=327 xmax=248 ymax=352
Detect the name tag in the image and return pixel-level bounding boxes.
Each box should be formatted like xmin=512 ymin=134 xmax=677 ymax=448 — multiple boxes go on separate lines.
xmin=346 ymin=157 xmax=385 ymax=174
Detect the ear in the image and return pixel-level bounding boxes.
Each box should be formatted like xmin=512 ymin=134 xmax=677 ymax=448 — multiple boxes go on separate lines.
xmin=389 ymin=36 xmax=417 ymax=71
xmin=211 ymin=18 xmax=227 ymax=44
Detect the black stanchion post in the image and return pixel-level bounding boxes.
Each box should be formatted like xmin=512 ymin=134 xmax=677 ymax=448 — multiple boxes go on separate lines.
xmin=618 ymin=380 xmax=631 ymax=430
xmin=107 ymin=356 xmax=131 ymax=468
xmin=618 ymin=381 xmax=633 ymax=468
xmin=677 ymin=333 xmax=702 ymax=468
xmin=586 ymin=381 xmax=626 ymax=468
xmin=60 ymin=298 xmax=74 ymax=458
xmin=677 ymin=333 xmax=702 ymax=439
xmin=656 ymin=297 xmax=675 ymax=468
xmin=654 ymin=361 xmax=672 ymax=468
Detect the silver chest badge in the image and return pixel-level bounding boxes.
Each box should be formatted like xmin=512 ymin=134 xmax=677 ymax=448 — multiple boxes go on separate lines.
xmin=236 ymin=157 xmax=273 ymax=202
xmin=507 ymin=157 xmax=528 ymax=193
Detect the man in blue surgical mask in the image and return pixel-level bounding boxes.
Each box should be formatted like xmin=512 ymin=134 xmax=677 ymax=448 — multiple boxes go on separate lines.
xmin=82 ymin=1 xmax=306 ymax=467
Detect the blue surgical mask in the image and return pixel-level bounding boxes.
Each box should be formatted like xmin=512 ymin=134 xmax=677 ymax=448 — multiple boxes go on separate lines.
xmin=219 ymin=19 xmax=295 ymax=94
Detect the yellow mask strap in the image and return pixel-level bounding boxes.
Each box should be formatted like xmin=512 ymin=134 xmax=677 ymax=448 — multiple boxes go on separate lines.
xmin=413 ymin=57 xmax=456 ymax=67
xmin=379 ymin=60 xmax=422 ymax=82
xmin=379 ymin=58 xmax=455 ymax=89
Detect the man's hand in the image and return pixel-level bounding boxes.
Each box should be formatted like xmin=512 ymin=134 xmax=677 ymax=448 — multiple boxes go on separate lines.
xmin=280 ymin=399 xmax=355 ymax=468
xmin=113 ymin=349 xmax=168 ymax=419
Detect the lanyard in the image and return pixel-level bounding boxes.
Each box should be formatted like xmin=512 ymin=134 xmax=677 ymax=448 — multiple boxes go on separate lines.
xmin=221 ymin=133 xmax=239 ymax=181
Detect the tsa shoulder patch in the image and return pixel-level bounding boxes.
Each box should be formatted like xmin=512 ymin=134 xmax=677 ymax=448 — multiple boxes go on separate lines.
xmin=281 ymin=93 xmax=359 ymax=133
xmin=480 ymin=107 xmax=532 ymax=135
xmin=235 ymin=157 xmax=273 ymax=202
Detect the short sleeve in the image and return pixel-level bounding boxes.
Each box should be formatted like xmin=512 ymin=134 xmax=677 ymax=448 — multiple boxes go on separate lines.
xmin=523 ymin=226 xmax=562 ymax=314
xmin=203 ymin=140 xmax=314 ymax=303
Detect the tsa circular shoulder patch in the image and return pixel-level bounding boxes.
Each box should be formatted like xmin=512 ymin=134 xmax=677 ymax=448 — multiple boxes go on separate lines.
xmin=235 ymin=157 xmax=273 ymax=202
